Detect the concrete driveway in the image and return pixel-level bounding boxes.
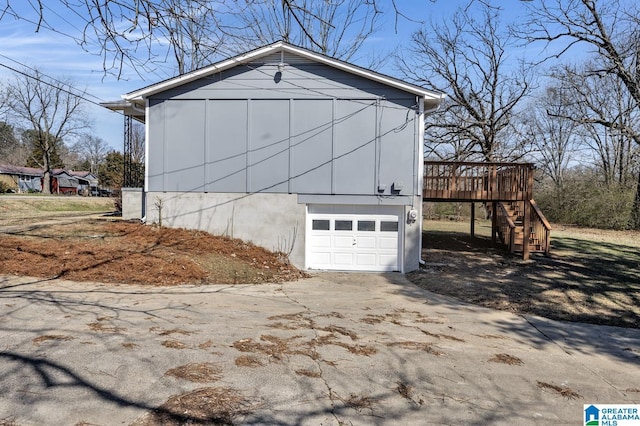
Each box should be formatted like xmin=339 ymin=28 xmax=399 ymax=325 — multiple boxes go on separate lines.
xmin=1 ymin=272 xmax=638 ymax=425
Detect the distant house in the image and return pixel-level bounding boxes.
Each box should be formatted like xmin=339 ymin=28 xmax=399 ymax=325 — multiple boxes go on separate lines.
xmin=50 ymin=170 xmax=79 ymax=195
xmin=0 ymin=164 xmax=43 ymax=193
xmin=105 ymin=41 xmax=445 ymax=272
xmin=67 ymin=171 xmax=99 ymax=196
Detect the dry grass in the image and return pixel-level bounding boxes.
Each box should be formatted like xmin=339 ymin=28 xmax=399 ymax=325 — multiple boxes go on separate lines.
xmin=340 ymin=393 xmax=375 ymax=413
xmin=164 ymin=363 xmax=223 ymax=383
xmin=536 ymin=381 xmax=581 ymax=399
xmin=386 ymin=341 xmax=443 ymax=356
xmin=421 ymin=330 xmax=465 ymax=342
xmin=474 ymin=334 xmax=509 ymax=340
xmin=317 ymin=325 xmax=357 ymax=340
xmin=162 ymin=340 xmax=187 ymax=349
xmin=489 ymin=353 xmax=524 ymax=366
xmin=295 ymin=369 xmax=321 ymax=378
xmin=87 ymin=318 xmax=126 ymax=334
xmin=409 ymin=219 xmax=640 ymax=329
xmin=150 ymin=327 xmax=192 ymax=336
xmin=132 ymin=387 xmax=252 ymax=425
xmin=332 ymin=342 xmax=377 ymax=356
xmin=360 ymin=315 xmax=385 ymax=325
xmin=198 ymin=340 xmax=213 ymax=349
xmin=235 ymin=355 xmax=264 ymax=368
xmin=32 ymin=334 xmax=74 ymax=345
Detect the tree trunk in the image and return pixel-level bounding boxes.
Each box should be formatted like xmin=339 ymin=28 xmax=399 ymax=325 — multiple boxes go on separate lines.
xmin=629 ymin=170 xmax=640 ymax=230
xmin=42 ymin=170 xmax=51 ymax=195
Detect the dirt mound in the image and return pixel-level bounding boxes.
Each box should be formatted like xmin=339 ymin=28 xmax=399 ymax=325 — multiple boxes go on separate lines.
xmin=0 ymin=219 xmax=307 ymax=285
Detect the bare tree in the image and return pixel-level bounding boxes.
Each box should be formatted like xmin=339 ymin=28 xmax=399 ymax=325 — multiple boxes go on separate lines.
xmin=399 ymin=1 xmax=531 ymax=162
xmin=224 ymin=0 xmax=383 ymax=61
xmin=130 ymin=122 xmax=145 ymax=166
xmin=523 ymin=85 xmax=581 ymax=189
xmin=4 ymin=69 xmax=89 ymax=194
xmin=548 ymin=63 xmax=639 ymax=186
xmin=0 ymin=0 xmax=394 ymax=77
xmin=71 ymin=134 xmax=110 ymax=174
xmin=521 ymin=0 xmax=640 ymax=227
xmin=155 ymin=0 xmax=225 ymax=74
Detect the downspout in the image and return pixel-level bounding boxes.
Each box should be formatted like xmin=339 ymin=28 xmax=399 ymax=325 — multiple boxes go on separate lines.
xmin=419 ymin=95 xmax=444 ymax=266
xmin=141 ymin=98 xmax=149 ymax=223
xmin=417 ymin=97 xmax=425 ymax=265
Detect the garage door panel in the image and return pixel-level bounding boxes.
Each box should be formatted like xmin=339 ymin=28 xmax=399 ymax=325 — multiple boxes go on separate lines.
xmin=379 ymin=254 xmax=398 ymax=267
xmin=334 ymin=236 xmax=354 ymax=248
xmin=378 ymin=237 xmax=398 ymax=250
xmin=307 ymin=205 xmax=402 ymax=272
xmin=310 ymin=235 xmax=331 ymax=248
xmin=310 ymin=252 xmax=331 ymax=265
xmin=334 ymin=253 xmax=355 ymax=265
xmin=356 ymin=236 xmax=376 ymax=249
xmin=356 ymin=253 xmax=376 ymax=266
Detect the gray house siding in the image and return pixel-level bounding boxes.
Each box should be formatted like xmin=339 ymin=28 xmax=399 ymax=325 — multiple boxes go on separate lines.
xmin=121 ymin=44 xmax=443 ymax=273
xmin=146 ymin=60 xmax=418 ymax=198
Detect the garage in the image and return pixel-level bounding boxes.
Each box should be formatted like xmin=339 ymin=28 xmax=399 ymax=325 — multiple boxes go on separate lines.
xmin=306 ymin=204 xmax=403 ymax=272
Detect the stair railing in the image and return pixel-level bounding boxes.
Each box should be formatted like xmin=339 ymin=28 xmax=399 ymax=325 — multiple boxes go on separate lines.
xmin=529 ymin=199 xmax=552 ymax=255
xmin=496 ymin=202 xmax=517 ymax=253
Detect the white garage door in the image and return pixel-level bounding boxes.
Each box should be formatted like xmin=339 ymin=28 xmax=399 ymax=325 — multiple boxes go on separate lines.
xmin=306 ymin=205 xmax=402 ymax=272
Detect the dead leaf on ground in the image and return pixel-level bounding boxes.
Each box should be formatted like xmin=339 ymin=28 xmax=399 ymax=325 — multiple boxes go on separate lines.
xmin=150 ymin=327 xmax=193 ymax=336
xmin=295 ymin=369 xmax=321 ymax=378
xmin=164 ymin=362 xmax=222 ymax=383
xmin=131 ymin=387 xmax=252 ymax=426
xmin=421 ymin=330 xmax=465 ymax=342
xmin=162 ymin=340 xmax=187 ymax=349
xmin=198 ymin=340 xmax=213 ymax=349
xmin=88 ymin=317 xmax=126 ymax=333
xmin=32 ymin=334 xmax=74 ymax=345
xmin=386 ymin=341 xmax=443 ymax=356
xmin=235 ymin=355 xmax=264 ymax=368
xmin=340 ymin=393 xmax=375 ymax=413
xmin=317 ymin=325 xmax=357 ymax=340
xmin=489 ymin=353 xmax=524 ymax=366
xmin=536 ymin=381 xmax=581 ymax=399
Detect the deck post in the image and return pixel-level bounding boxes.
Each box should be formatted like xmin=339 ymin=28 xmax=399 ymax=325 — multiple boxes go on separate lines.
xmin=491 ymin=201 xmax=497 ymax=244
xmin=522 ymin=200 xmax=530 ymax=260
xmin=470 ymin=202 xmax=475 ymax=237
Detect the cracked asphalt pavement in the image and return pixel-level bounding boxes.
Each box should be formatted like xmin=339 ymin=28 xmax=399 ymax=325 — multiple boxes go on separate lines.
xmin=1 ymin=272 xmax=639 ymax=425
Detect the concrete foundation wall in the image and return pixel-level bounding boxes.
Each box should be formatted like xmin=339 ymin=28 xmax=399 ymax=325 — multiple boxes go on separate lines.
xmin=121 ymin=188 xmax=143 ymax=220
xmin=145 ymin=192 xmax=306 ymax=268
xmin=402 ymin=197 xmax=422 ymax=273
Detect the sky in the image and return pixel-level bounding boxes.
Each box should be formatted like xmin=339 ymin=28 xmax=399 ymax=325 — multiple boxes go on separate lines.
xmin=0 ymin=0 xmax=536 ymax=153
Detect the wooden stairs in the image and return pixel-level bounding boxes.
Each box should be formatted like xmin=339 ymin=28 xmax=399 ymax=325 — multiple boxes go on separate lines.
xmin=491 ymin=200 xmax=551 ymax=256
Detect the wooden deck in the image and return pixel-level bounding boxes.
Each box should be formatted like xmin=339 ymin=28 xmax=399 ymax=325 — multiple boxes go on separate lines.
xmin=422 ymin=161 xmax=550 ymax=259
xmin=423 ymin=161 xmax=534 ymax=202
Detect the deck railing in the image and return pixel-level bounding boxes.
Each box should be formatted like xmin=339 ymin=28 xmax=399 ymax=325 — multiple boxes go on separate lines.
xmin=423 ymin=161 xmax=534 ymax=201
xmin=530 ymin=199 xmax=552 ymax=255
xmin=495 ymin=202 xmax=517 ymax=253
